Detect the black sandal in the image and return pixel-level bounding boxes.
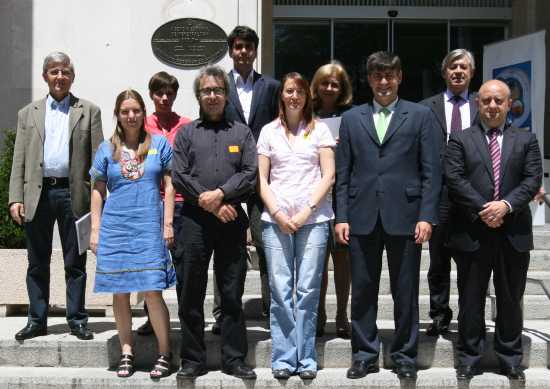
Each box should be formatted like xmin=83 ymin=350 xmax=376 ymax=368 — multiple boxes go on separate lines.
xmin=117 ymin=353 xmax=135 ymax=378
xmin=150 ymin=353 xmax=172 ymax=379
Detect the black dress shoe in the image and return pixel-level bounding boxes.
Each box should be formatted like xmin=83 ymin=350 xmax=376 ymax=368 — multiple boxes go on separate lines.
xmin=211 ymin=321 xmax=221 ymax=336
xmin=14 ymin=323 xmax=47 ymax=340
xmin=222 ymin=364 xmax=257 ymax=379
xmin=136 ymin=319 xmax=154 ymax=336
xmin=177 ymin=364 xmax=208 ymax=378
xmin=394 ymin=363 xmax=417 ymax=379
xmin=70 ymin=324 xmax=94 ymax=340
xmin=426 ymin=319 xmax=450 ymax=337
xmin=501 ymin=366 xmax=525 ymax=381
xmin=273 ymin=369 xmax=292 ymax=379
xmin=299 ymin=370 xmax=317 ymax=379
xmin=346 ymin=360 xmax=379 ymax=379
xmin=456 ymin=365 xmax=477 ymax=380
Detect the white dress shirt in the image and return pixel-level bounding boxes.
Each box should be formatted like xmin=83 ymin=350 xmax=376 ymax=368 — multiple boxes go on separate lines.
xmin=444 ymin=89 xmax=471 ymax=138
xmin=233 ymin=69 xmax=254 ymax=124
xmin=43 ymin=94 xmax=71 ymax=177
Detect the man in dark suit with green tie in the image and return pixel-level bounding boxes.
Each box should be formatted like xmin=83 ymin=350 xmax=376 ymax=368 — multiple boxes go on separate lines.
xmin=335 ymin=51 xmax=441 ymax=380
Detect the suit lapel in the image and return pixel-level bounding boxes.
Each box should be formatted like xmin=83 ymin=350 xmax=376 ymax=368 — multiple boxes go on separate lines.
xmin=32 ymin=98 xmax=47 ymax=143
xmin=472 ymin=125 xmax=494 ymax=182
xmin=381 ymin=100 xmax=407 ymax=145
xmin=468 ymin=92 xmax=478 ymax=125
xmin=69 ymin=94 xmax=83 ymax=138
xmin=360 ymin=104 xmax=381 ymax=146
xmin=432 ymin=94 xmax=447 ymax=136
xmin=499 ymin=126 xmax=516 ymax=182
xmin=248 ymin=72 xmax=264 ymax=126
xmin=228 ymin=70 xmax=246 ymax=123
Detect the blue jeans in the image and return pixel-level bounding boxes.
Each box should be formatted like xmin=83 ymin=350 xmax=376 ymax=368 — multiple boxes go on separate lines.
xmin=262 ymin=221 xmax=329 ymax=372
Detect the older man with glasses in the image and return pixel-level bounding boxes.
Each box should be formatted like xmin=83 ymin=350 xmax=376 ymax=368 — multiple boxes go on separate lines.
xmin=171 ymin=65 xmax=257 ymax=380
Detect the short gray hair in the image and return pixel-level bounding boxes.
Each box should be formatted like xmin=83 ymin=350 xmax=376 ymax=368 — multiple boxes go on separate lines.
xmin=42 ymin=51 xmax=74 ymax=74
xmin=441 ymin=49 xmax=475 ymax=74
xmin=192 ymin=65 xmax=230 ymax=100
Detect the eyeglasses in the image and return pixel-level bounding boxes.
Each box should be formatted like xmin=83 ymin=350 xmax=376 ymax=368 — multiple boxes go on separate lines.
xmin=199 ymin=87 xmax=225 ymax=97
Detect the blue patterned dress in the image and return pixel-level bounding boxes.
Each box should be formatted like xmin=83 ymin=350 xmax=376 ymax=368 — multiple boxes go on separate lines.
xmin=90 ymin=135 xmax=176 ymax=293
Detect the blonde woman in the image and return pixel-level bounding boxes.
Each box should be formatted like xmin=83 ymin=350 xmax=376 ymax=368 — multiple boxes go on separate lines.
xmin=90 ymin=89 xmax=175 ymax=379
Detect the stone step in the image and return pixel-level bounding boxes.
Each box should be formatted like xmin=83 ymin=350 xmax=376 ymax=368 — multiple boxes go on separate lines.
xmin=248 ymin=247 xmax=550 ymax=271
xmin=206 ymin=270 xmax=550 ymax=296
xmin=1 ymin=317 xmax=549 ymax=371
xmin=3 ymin=366 xmax=550 ymax=389
xmin=2 ymin=367 xmax=550 ymax=389
xmin=164 ymin=292 xmax=550 ymax=321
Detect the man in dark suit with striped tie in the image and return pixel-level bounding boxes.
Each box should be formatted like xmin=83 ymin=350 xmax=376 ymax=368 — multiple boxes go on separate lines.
xmin=420 ymin=49 xmax=478 ymax=336
xmin=445 ymin=79 xmax=542 ymax=381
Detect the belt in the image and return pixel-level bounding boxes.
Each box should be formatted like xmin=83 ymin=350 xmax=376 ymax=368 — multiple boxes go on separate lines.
xmin=43 ymin=177 xmax=69 ymax=187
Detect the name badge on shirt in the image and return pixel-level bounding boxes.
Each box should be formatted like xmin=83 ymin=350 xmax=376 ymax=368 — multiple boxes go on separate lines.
xmin=228 ymin=145 xmax=240 ymax=153
xmin=148 ymin=149 xmax=158 ymax=155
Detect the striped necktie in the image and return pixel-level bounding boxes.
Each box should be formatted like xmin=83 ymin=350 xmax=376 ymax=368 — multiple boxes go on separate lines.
xmin=488 ymin=128 xmax=502 ymax=200
xmin=376 ymin=107 xmax=390 ymax=142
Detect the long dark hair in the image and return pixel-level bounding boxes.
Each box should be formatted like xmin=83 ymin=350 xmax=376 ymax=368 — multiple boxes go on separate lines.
xmin=111 ymin=89 xmax=151 ymax=162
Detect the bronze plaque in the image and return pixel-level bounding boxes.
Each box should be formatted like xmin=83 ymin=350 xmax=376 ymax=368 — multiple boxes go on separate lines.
xmin=151 ymin=18 xmax=228 ymax=69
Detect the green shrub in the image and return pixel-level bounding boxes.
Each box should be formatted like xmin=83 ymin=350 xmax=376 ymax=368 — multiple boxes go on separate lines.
xmin=0 ymin=129 xmax=26 ymax=248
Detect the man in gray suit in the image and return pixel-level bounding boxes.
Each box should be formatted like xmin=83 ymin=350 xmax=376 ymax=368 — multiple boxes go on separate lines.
xmin=9 ymin=52 xmax=103 ymax=340
xmin=420 ymin=49 xmax=478 ymax=337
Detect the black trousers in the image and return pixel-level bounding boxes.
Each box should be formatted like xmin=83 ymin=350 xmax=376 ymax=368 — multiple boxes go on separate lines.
xmin=455 ymin=232 xmax=529 ymax=369
xmin=24 ymin=186 xmax=88 ymax=327
xmin=177 ymin=204 xmax=248 ymax=368
xmin=212 ymin=195 xmax=269 ymax=321
xmin=428 ymin=189 xmax=453 ymax=322
xmin=427 ymin=222 xmax=453 ymax=322
xmin=349 ymin=221 xmax=421 ymax=366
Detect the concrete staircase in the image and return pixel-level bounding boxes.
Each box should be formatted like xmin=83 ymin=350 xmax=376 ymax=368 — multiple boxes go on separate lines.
xmin=1 ymin=226 xmax=550 ymax=388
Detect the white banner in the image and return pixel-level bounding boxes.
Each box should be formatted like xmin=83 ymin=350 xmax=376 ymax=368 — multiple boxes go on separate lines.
xmin=483 ymin=31 xmax=546 ymax=225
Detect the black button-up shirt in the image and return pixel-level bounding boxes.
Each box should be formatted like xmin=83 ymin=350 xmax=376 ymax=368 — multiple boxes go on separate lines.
xmin=172 ymin=118 xmax=257 ymax=206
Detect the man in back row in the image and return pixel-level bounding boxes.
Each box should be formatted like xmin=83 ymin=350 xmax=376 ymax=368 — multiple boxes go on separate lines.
xmin=211 ymin=25 xmax=281 ymax=332
xmin=420 ymin=49 xmax=478 ymax=337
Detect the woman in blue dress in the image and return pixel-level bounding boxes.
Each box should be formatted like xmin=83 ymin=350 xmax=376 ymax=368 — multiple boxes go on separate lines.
xmin=89 ymin=89 xmax=175 ymax=379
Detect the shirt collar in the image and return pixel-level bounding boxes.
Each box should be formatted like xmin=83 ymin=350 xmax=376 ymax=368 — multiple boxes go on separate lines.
xmin=373 ymin=97 xmax=398 ymax=114
xmin=480 ymin=121 xmax=505 ymax=134
xmin=197 ymin=117 xmax=230 ymax=129
xmin=444 ymin=88 xmax=469 ymax=103
xmin=47 ymin=94 xmax=71 ymax=110
xmin=232 ymin=69 xmax=254 ymax=86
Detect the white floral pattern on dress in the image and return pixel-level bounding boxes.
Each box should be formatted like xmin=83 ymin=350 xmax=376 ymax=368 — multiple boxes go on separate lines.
xmin=120 ymin=146 xmax=144 ymax=180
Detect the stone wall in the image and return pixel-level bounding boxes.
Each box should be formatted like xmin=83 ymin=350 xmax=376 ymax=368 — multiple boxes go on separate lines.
xmin=0 ymin=0 xmax=262 ymax=138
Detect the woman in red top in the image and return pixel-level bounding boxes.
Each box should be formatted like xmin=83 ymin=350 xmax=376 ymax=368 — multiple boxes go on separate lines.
xmin=137 ymin=72 xmax=191 ymax=346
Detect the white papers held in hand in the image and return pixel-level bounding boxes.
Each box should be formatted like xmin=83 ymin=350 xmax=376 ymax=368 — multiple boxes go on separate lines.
xmin=75 ymin=212 xmax=91 ymax=255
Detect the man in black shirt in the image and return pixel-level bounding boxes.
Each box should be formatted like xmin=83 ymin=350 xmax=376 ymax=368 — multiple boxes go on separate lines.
xmin=172 ymin=65 xmax=257 ymax=379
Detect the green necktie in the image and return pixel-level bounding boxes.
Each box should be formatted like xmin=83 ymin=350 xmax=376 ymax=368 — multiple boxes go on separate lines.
xmin=376 ymin=107 xmax=390 ymax=142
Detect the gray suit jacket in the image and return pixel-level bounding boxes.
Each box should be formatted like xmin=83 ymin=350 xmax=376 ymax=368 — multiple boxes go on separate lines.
xmin=9 ymin=94 xmax=103 ymax=221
